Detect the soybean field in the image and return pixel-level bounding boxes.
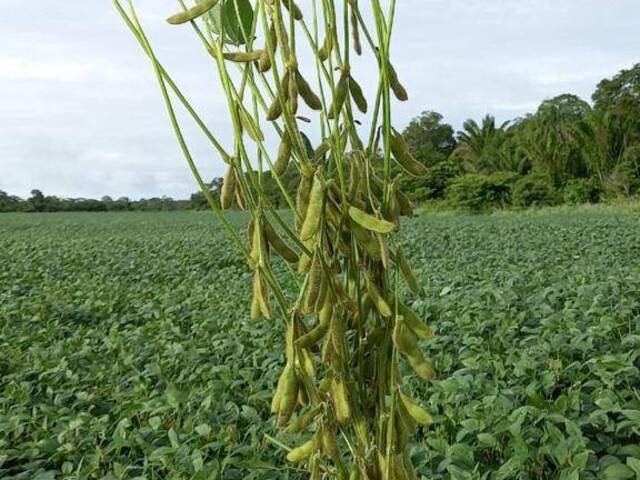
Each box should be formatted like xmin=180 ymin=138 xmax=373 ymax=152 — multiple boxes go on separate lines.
xmin=1 ymin=209 xmax=639 ymax=480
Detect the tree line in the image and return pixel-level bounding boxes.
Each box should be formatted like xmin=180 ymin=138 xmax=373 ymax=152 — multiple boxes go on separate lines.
xmin=2 ymin=64 xmax=638 ymax=213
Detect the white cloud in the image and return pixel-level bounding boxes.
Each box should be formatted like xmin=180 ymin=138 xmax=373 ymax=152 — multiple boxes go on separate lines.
xmin=1 ymin=0 xmax=639 ymax=198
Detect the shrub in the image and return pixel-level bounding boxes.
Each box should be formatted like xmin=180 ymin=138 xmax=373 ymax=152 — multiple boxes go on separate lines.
xmin=511 ymin=174 xmax=558 ymax=208
xmin=446 ymin=173 xmax=517 ymax=211
xmin=563 ymin=178 xmax=602 ymax=204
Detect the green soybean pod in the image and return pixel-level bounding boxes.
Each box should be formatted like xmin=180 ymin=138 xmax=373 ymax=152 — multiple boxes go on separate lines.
xmin=285 ymin=405 xmax=322 ymax=434
xmin=259 ymin=23 xmax=277 ymax=72
xmin=348 ymin=206 xmax=397 ymax=234
xmin=331 ymin=378 xmax=351 ymax=424
xmin=288 ymin=69 xmax=299 ymax=115
xmin=278 ymin=364 xmax=299 ymax=426
xmin=397 ymin=302 xmax=433 ymax=340
xmin=387 ymin=60 xmax=409 ymax=101
xmin=240 ymin=107 xmax=264 ymax=142
xmin=300 ymin=174 xmax=324 ymax=240
xmin=350 ymin=4 xmax=362 ymax=55
xmin=281 ymin=0 xmax=304 ymax=20
xmin=264 ymin=220 xmax=298 ymax=263
xmin=348 ymin=76 xmax=368 ymax=114
xmin=328 ymin=72 xmax=348 ymax=120
xmin=296 ymin=71 xmax=322 ymax=110
xmin=313 ymin=139 xmax=331 ymax=161
xmin=397 ymin=250 xmax=421 ymax=295
xmin=390 ymin=132 xmax=429 ymax=177
xmin=365 ymin=274 xmax=391 ymax=318
xmin=286 ymin=438 xmax=317 ymax=463
xmin=318 ymin=28 xmax=333 ymax=61
xmin=220 ymin=166 xmax=236 ymax=210
xmin=398 ymin=391 xmax=432 ymax=425
xmin=267 ymin=72 xmax=289 ymax=121
xmin=167 ymin=0 xmax=219 ymax=24
xmin=222 ymin=50 xmax=264 ymax=62
xmin=302 ymin=253 xmax=322 ymax=312
xmin=274 ymin=133 xmax=291 ymax=176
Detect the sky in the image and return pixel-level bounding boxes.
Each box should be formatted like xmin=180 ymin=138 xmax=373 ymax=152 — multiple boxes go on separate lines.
xmin=1 ymin=0 xmax=639 ymax=200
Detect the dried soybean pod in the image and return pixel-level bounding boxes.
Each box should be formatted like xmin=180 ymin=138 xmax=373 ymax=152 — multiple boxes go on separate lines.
xmin=399 ymin=391 xmax=432 ymax=425
xmin=350 ymin=3 xmax=362 ymax=55
xmin=300 ymin=174 xmax=324 ymax=240
xmin=365 ymin=274 xmax=391 ymax=318
xmin=286 ymin=438 xmax=317 ymax=463
xmin=348 ymin=75 xmax=368 ymax=114
xmin=278 ymin=364 xmax=299 ymax=426
xmin=264 ymin=220 xmax=299 ymax=263
xmin=274 ymin=133 xmax=291 ymax=176
xmin=332 ymin=378 xmax=351 ymax=424
xmin=397 ymin=302 xmax=433 ymax=340
xmin=328 ymin=72 xmax=349 ymax=120
xmin=281 ymin=0 xmax=303 ymax=21
xmin=387 ymin=60 xmax=409 ymax=101
xmin=220 ymin=166 xmax=236 ymax=210
xmin=296 ymin=71 xmax=322 ymax=110
xmin=397 ymin=249 xmax=421 ymax=295
xmin=348 ymin=206 xmax=397 ymax=234
xmin=390 ymin=131 xmax=429 ymax=177
xmin=222 ymin=50 xmax=264 ymax=62
xmin=286 ymin=405 xmax=322 ymax=434
xmin=167 ymin=0 xmax=219 ymax=24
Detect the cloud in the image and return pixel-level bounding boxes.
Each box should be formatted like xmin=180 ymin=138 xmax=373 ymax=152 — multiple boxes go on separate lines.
xmin=1 ymin=0 xmax=639 ymax=199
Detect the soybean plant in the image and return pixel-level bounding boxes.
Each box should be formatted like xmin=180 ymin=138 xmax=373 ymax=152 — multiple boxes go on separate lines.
xmin=115 ymin=0 xmax=435 ymax=477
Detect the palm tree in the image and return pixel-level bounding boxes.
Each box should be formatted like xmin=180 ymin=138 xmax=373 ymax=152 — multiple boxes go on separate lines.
xmin=452 ymin=114 xmax=510 ymax=173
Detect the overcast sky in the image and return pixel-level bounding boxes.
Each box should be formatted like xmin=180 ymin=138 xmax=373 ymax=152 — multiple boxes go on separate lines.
xmin=1 ymin=1 xmax=639 ymax=200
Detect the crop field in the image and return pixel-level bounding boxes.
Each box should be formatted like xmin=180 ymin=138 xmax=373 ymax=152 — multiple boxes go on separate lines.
xmin=1 ymin=210 xmax=639 ymax=480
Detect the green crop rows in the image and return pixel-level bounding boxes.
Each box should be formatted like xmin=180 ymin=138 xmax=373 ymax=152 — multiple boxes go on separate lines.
xmin=1 ymin=210 xmax=639 ymax=479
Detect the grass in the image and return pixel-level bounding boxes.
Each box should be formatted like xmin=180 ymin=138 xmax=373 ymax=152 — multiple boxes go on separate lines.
xmin=1 ymin=208 xmax=639 ymax=479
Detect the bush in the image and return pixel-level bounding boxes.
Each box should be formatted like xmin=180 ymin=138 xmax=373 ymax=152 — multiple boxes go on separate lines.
xmin=563 ymin=178 xmax=602 ymax=204
xmin=404 ymin=161 xmax=463 ymax=202
xmin=446 ymin=173 xmax=517 ymax=211
xmin=511 ymin=174 xmax=558 ymax=208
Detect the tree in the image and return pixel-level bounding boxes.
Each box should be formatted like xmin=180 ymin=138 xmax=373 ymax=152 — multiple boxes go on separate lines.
xmin=593 ymin=63 xmax=640 ymax=112
xmin=401 ymin=111 xmax=456 ymax=166
xmin=515 ymin=95 xmax=591 ymax=184
xmin=452 ymin=114 xmax=510 ymax=173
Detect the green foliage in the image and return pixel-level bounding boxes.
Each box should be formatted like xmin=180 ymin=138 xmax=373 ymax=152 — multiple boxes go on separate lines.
xmin=511 ymin=174 xmax=558 ymax=208
xmin=563 ymin=178 xmax=602 ymax=205
xmin=446 ymin=173 xmax=517 ymax=211
xmin=402 ymin=111 xmax=456 ymax=166
xmin=2 ymin=211 xmax=639 ymax=479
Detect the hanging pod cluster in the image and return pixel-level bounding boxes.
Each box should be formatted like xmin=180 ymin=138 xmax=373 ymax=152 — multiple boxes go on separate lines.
xmin=119 ymin=0 xmax=435 ymax=478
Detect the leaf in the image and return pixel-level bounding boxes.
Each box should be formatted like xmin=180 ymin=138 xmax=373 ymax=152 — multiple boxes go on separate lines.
xmin=439 ymin=286 xmax=452 ymax=296
xmin=195 ymin=423 xmax=211 ymax=436
xmin=168 ymin=428 xmax=180 ymax=449
xmin=627 ymin=458 xmax=640 ymax=476
xmin=206 ymin=0 xmax=254 ymax=46
xmin=603 ymin=464 xmax=635 ymax=480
